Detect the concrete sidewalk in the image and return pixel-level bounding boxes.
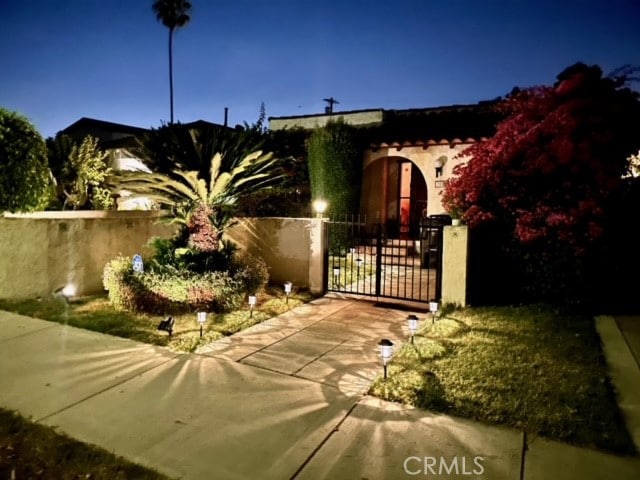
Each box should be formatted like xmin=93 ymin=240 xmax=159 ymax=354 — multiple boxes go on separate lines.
xmin=1 ymin=298 xmax=639 ymax=479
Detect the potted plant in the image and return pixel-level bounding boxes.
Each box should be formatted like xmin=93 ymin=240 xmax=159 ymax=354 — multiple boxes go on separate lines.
xmin=447 ymin=206 xmax=464 ymax=226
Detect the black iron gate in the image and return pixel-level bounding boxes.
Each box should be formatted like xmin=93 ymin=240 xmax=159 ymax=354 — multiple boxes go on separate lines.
xmin=324 ymin=214 xmax=450 ymax=302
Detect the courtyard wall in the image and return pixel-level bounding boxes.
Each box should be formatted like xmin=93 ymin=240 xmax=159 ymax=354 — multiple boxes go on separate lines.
xmin=0 ymin=211 xmax=176 ymax=299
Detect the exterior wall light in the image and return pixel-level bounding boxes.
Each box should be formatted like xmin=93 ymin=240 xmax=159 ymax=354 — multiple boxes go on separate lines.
xmin=197 ymin=311 xmax=207 ymax=338
xmin=248 ymin=295 xmax=257 ymax=318
xmin=407 ymin=314 xmax=419 ymax=344
xmin=434 ymin=158 xmax=444 ymax=178
xmin=378 ymin=338 xmax=395 ymax=379
xmin=284 ymin=281 xmax=293 ymax=304
xmin=313 ymin=199 xmax=328 ymax=218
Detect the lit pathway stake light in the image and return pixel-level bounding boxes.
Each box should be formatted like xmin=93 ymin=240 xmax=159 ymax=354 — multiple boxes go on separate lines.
xmin=356 ymin=258 xmax=363 ymax=280
xmin=429 ymin=300 xmax=439 ymax=324
xmin=197 ymin=311 xmax=207 ymax=338
xmin=284 ymin=281 xmax=293 ymax=304
xmin=407 ymin=314 xmax=419 ymax=344
xmin=378 ymin=338 xmax=394 ymax=380
xmin=248 ymin=295 xmax=257 ymax=318
xmin=333 ymin=266 xmax=340 ymax=287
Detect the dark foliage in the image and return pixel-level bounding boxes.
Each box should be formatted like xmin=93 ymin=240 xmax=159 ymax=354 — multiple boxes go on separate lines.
xmin=0 ymin=108 xmax=50 ymax=212
xmin=448 ymin=63 xmax=640 ymax=308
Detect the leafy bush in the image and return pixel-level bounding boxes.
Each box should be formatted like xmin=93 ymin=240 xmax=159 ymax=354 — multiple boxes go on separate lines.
xmin=102 ymin=255 xmax=142 ymax=311
xmin=307 ymin=119 xmax=361 ymax=216
xmin=0 ymin=108 xmax=51 ymax=212
xmin=443 ymin=63 xmax=640 ymax=307
xmin=229 ymin=251 xmax=269 ymax=294
xmin=103 ymin=248 xmax=268 ymax=314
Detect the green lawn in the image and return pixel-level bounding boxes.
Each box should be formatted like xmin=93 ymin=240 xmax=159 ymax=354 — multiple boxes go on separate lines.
xmin=0 ymin=408 xmax=170 ymax=480
xmin=328 ymin=254 xmax=376 ymax=289
xmin=0 ymin=286 xmax=315 ymax=353
xmin=369 ymin=304 xmax=636 ymax=455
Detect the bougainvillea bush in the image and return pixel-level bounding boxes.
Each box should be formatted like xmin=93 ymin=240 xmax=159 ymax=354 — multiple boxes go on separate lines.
xmin=442 ymin=63 xmax=640 ymax=307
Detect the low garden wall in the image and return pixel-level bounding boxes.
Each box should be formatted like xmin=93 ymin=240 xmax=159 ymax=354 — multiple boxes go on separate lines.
xmin=0 ymin=212 xmax=462 ymax=302
xmin=0 ymin=211 xmax=176 ymax=299
xmin=224 ymin=217 xmax=324 ymax=294
xmin=0 ymin=213 xmax=323 ymax=300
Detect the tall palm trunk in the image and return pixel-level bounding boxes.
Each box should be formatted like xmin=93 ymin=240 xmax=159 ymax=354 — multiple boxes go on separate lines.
xmin=168 ymin=26 xmax=175 ymax=124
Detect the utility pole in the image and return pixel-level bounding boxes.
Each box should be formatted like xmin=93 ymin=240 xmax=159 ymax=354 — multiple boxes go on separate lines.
xmin=323 ymin=97 xmax=339 ymax=114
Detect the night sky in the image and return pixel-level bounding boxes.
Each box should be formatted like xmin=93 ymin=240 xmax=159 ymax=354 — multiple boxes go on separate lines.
xmin=1 ymin=0 xmax=638 ymax=139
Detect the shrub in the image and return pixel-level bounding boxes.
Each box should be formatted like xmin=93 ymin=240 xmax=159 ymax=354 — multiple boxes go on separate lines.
xmin=103 ymin=251 xmax=265 ymax=314
xmin=229 ymin=251 xmax=269 ymax=294
xmin=0 ymin=108 xmax=50 ymax=212
xmin=102 ymin=256 xmax=143 ymax=311
xmin=307 ymin=119 xmax=361 ymax=216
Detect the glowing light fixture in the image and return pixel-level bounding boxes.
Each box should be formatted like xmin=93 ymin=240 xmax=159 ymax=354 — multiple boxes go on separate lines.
xmin=61 ymin=284 xmax=76 ymax=298
xmin=407 ymin=314 xmax=419 ymax=344
xmin=284 ymin=281 xmax=293 ymax=304
xmin=248 ymin=295 xmax=257 ymax=317
xmin=429 ymin=300 xmax=439 ymax=324
xmin=378 ymin=338 xmax=394 ymax=380
xmin=313 ymin=199 xmax=328 ymax=218
xmin=197 ymin=311 xmax=207 ymax=338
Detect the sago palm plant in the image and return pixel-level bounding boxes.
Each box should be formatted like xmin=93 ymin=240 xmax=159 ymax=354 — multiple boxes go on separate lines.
xmin=113 ymin=148 xmax=280 ymax=252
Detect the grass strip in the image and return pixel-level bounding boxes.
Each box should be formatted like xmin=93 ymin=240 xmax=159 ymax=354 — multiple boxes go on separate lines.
xmin=0 ymin=408 xmax=170 ymax=480
xmin=0 ymin=286 xmax=315 ymax=353
xmin=369 ymin=304 xmax=636 ymax=455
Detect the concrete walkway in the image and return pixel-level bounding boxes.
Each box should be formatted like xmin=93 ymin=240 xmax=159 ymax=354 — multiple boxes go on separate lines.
xmin=1 ymin=296 xmax=639 ymax=479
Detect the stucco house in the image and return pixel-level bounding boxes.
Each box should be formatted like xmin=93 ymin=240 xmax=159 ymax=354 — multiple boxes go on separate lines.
xmin=60 ymin=102 xmax=500 ymax=229
xmin=269 ymin=102 xmax=500 ymax=235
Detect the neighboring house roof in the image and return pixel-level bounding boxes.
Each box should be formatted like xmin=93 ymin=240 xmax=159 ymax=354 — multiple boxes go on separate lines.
xmin=60 ymin=117 xmax=149 ymax=150
xmin=269 ymin=100 xmax=503 ymax=146
xmin=59 ymin=117 xmax=230 ymax=150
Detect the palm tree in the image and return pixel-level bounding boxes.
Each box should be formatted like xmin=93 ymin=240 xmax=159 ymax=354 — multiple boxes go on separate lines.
xmin=152 ymin=0 xmax=192 ymax=124
xmin=113 ymin=145 xmax=280 ymax=251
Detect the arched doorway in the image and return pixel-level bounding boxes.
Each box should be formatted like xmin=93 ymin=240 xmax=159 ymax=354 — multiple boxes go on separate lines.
xmin=361 ymin=156 xmax=428 ymax=238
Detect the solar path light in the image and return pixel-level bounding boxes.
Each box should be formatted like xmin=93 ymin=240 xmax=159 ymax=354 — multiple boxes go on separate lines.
xmin=284 ymin=281 xmax=292 ymax=304
xmin=407 ymin=314 xmax=419 ymax=344
xmin=429 ymin=300 xmax=439 ymax=324
xmin=248 ymin=295 xmax=257 ymax=318
xmin=378 ymin=338 xmax=395 ymax=380
xmin=356 ymin=257 xmax=363 ymax=280
xmin=197 ymin=311 xmax=207 ymax=338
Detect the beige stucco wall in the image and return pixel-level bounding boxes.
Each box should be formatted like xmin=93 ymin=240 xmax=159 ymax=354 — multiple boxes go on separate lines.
xmin=363 ymin=143 xmax=471 ymax=217
xmin=224 ymin=217 xmax=324 ymax=293
xmin=441 ymin=225 xmax=468 ymax=306
xmin=269 ymin=110 xmax=384 ymax=131
xmin=0 ymin=211 xmax=176 ymax=299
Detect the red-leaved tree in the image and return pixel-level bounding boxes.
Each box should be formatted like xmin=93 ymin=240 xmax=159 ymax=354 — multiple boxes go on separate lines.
xmin=443 ymin=63 xmax=640 ymax=255
xmin=442 ymin=63 xmax=640 ymax=306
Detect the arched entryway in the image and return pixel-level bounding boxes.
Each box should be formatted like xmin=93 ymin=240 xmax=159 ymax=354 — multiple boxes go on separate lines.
xmin=360 ymin=156 xmax=428 ymax=238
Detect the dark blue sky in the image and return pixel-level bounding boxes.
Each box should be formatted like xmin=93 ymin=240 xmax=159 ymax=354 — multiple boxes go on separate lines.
xmin=1 ymin=0 xmax=638 ymax=138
